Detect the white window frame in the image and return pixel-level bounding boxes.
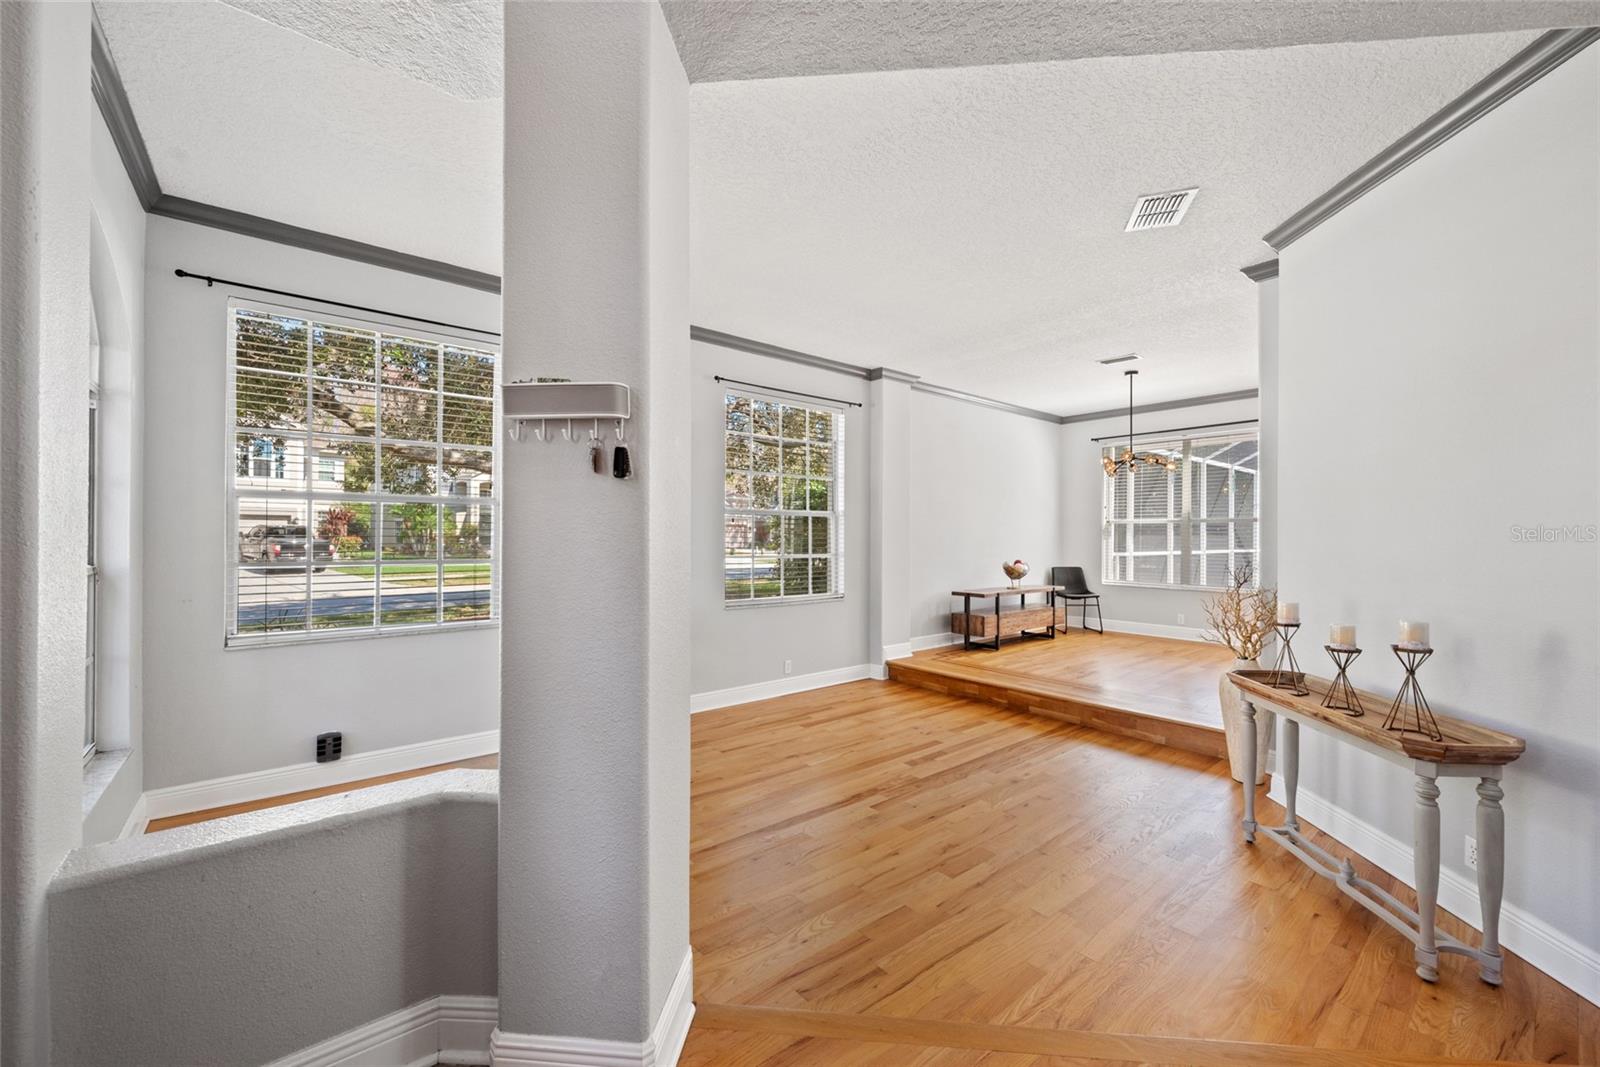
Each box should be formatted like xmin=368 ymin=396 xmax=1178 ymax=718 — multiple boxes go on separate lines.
xmin=721 ymin=387 xmax=846 ymax=607
xmin=224 ymin=298 xmax=501 ymax=648
xmin=1101 ymin=430 xmax=1259 ymax=592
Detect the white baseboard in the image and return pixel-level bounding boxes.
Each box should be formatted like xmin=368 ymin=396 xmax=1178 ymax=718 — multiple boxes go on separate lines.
xmin=116 ymin=792 xmax=149 ymax=839
xmin=266 ymin=993 xmax=497 ymax=1067
xmin=491 ymin=948 xmax=694 ymax=1067
xmin=881 ymin=641 xmax=914 ymax=662
xmin=908 ymin=632 xmax=960 ymax=652
xmin=1100 ymin=618 xmax=1208 ymax=642
xmin=141 ymin=729 xmax=501 ymax=823
xmin=1268 ymin=780 xmax=1600 ymax=1006
xmin=908 ymin=623 xmax=1208 ymax=648
xmin=690 ymin=665 xmax=873 ymax=713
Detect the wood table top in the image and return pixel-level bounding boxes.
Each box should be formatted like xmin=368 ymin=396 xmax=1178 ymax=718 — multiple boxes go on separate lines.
xmin=1229 ymin=669 xmax=1525 ymax=766
xmin=951 ymin=585 xmax=1064 ymax=597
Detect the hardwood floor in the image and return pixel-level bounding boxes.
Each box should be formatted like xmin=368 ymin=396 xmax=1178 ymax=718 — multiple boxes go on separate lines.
xmin=142 ymin=640 xmax=1595 ymax=1065
xmin=888 ymin=632 xmax=1232 ymax=759
xmin=143 ymin=753 xmax=499 ymax=833
xmin=690 ymin=679 xmax=1597 ymax=1064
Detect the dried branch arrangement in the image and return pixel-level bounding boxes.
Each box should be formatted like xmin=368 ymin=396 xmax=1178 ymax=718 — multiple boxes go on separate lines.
xmin=1203 ymin=567 xmax=1278 ymax=661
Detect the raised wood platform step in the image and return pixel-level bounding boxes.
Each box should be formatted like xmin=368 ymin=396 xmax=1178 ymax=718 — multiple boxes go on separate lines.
xmin=888 ymin=642 xmax=1227 ymax=760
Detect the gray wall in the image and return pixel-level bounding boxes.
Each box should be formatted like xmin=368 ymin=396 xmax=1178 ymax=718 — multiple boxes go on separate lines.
xmin=689 ymin=340 xmax=871 ymax=693
xmin=0 ymin=5 xmax=92 ymax=1063
xmin=139 ymin=217 xmax=500 ymax=790
xmin=908 ymin=390 xmax=1061 ymax=641
xmin=1059 ymin=396 xmax=1260 ymax=635
xmin=48 ymin=772 xmax=497 ymax=1067
xmin=1278 ymin=46 xmax=1599 ymax=982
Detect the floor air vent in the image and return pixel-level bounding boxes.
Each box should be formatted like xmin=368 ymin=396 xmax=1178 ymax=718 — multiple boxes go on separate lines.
xmin=1125 ymin=188 xmax=1198 ymax=232
xmin=316 ymin=731 xmax=343 ymax=763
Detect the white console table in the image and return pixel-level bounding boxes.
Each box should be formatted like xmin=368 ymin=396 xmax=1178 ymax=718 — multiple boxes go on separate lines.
xmin=1228 ymin=669 xmax=1525 ymax=985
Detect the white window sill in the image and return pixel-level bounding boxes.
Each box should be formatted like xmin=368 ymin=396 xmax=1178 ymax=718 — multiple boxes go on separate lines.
xmin=724 ymin=594 xmax=846 ymax=610
xmin=225 ymin=619 xmax=499 ymax=650
xmin=1102 ymin=581 xmax=1249 ymax=594
xmin=82 ymin=748 xmax=132 ymax=821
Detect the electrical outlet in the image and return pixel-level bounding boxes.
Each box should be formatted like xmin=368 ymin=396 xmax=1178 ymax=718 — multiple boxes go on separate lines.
xmin=783 ymin=659 xmax=793 ymax=676
xmin=1465 ymin=835 xmax=1478 ymax=870
xmin=1177 ymin=613 xmax=1186 ymax=625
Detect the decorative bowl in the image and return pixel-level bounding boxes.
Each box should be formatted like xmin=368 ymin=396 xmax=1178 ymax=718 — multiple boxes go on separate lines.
xmin=1002 ymin=560 xmax=1029 ymax=586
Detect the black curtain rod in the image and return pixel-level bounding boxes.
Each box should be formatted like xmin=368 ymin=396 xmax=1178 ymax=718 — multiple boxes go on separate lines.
xmin=714 ymin=375 xmax=862 ymax=408
xmin=1090 ymin=417 xmax=1259 ymax=443
xmin=173 ymin=269 xmax=501 ymax=338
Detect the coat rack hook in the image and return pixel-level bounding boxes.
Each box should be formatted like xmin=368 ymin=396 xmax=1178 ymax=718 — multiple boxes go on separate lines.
xmin=615 ymin=418 xmax=626 ymax=443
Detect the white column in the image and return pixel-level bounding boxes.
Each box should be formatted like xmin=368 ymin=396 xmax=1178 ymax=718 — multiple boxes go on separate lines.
xmin=0 ymin=4 xmax=93 ymax=1064
xmin=867 ymin=369 xmax=915 ymax=668
xmin=1255 ymin=274 xmax=1279 ymax=588
xmin=496 ymin=2 xmax=691 ymax=1061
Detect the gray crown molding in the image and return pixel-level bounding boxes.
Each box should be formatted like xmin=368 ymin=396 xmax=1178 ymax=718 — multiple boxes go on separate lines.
xmin=1059 ymin=388 xmax=1260 ymax=425
xmin=866 ymin=366 xmax=920 ymax=383
xmin=908 ymin=380 xmax=1060 ymax=424
xmin=149 ymin=196 xmax=502 ymax=293
xmin=91 ymin=10 xmax=160 ymax=211
xmin=691 ymin=325 xmax=871 ymax=378
xmin=1264 ymin=27 xmax=1600 ymax=251
xmin=89 ymin=17 xmax=501 ymax=293
xmin=1240 ymin=259 xmax=1279 ymax=282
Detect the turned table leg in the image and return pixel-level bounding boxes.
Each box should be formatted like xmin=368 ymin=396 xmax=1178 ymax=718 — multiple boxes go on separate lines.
xmin=1282 ymin=717 xmax=1300 ymax=832
xmin=1240 ymin=700 xmax=1258 ymax=843
xmin=1476 ymin=775 xmax=1506 ymax=985
xmin=1413 ymin=771 xmax=1442 ymax=982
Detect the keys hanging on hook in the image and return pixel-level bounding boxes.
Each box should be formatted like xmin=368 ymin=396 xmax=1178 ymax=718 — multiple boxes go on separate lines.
xmin=590 ymin=437 xmax=606 ymax=474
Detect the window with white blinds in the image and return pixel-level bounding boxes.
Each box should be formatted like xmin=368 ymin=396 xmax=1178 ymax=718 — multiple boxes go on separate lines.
xmin=226 ymin=301 xmax=498 ymax=646
xmin=722 ymin=391 xmax=844 ymax=604
xmin=1102 ymin=431 xmax=1259 ymax=589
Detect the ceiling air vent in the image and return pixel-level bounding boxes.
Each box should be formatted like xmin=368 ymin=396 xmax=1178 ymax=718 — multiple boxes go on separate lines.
xmin=1125 ymin=188 xmax=1198 ymax=232
xmin=1098 ymin=353 xmax=1140 ymax=366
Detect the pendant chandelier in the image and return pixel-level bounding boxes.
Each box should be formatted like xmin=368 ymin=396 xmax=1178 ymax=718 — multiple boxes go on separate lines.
xmin=1102 ymin=369 xmax=1179 ymax=478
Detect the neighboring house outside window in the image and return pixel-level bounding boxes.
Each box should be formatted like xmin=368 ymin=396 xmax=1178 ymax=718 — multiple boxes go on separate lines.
xmin=1101 ymin=430 xmax=1258 ymax=589
xmin=722 ymin=390 xmax=844 ymax=604
xmin=226 ymin=302 xmax=498 ymax=646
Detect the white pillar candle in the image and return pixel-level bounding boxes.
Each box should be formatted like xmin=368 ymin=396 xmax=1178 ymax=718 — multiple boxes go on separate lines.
xmin=1399 ymin=620 xmax=1430 ymax=647
xmin=1329 ymin=624 xmax=1357 ymax=648
xmin=1277 ymin=601 xmax=1300 ymax=625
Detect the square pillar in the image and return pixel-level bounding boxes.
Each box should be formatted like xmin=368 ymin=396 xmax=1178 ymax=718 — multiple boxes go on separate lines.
xmin=495 ymin=2 xmax=691 ymax=1062
xmin=867 ymin=369 xmax=916 ymax=667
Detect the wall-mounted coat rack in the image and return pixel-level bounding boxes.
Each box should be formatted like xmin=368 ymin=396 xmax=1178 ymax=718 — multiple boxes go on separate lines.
xmin=503 ymin=381 xmax=632 ymax=444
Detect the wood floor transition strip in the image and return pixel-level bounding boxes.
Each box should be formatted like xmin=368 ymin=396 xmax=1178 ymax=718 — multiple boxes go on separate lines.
xmin=692 ymin=1003 xmax=1546 ymax=1067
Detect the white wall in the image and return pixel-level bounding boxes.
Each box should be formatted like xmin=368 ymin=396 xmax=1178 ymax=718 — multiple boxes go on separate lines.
xmin=85 ymin=105 xmax=147 ymax=845
xmin=1277 ymin=47 xmax=1599 ymax=998
xmin=690 ymin=341 xmax=871 ymax=695
xmin=140 ymin=217 xmax=500 ymax=791
xmin=0 ymin=5 xmax=92 ymax=1062
xmin=1059 ymin=396 xmax=1259 ymax=635
xmin=909 ymin=390 xmax=1061 ymax=642
xmin=50 ymin=772 xmax=496 ymax=1067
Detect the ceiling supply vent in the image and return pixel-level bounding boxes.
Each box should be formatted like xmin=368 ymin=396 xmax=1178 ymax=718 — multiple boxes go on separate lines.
xmin=1098 ymin=353 xmax=1140 ymax=366
xmin=1125 ymin=188 xmax=1198 ymax=232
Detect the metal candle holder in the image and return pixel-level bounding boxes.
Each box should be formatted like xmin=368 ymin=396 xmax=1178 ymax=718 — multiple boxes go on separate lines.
xmin=1321 ymin=645 xmax=1364 ymax=716
xmin=1268 ymin=622 xmax=1309 ymax=696
xmin=1384 ymin=645 xmax=1442 ymax=741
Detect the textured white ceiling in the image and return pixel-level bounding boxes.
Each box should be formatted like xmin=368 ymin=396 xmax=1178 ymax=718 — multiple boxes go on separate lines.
xmin=690 ymin=31 xmax=1539 ymax=414
xmin=97 ymin=0 xmax=501 ymax=273
xmin=218 ymin=0 xmax=501 ymax=100
xmin=661 ymin=0 xmax=1598 ymax=82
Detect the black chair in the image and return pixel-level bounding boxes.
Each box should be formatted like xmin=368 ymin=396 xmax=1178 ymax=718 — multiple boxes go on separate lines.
xmin=1050 ymin=566 xmax=1103 ymax=634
